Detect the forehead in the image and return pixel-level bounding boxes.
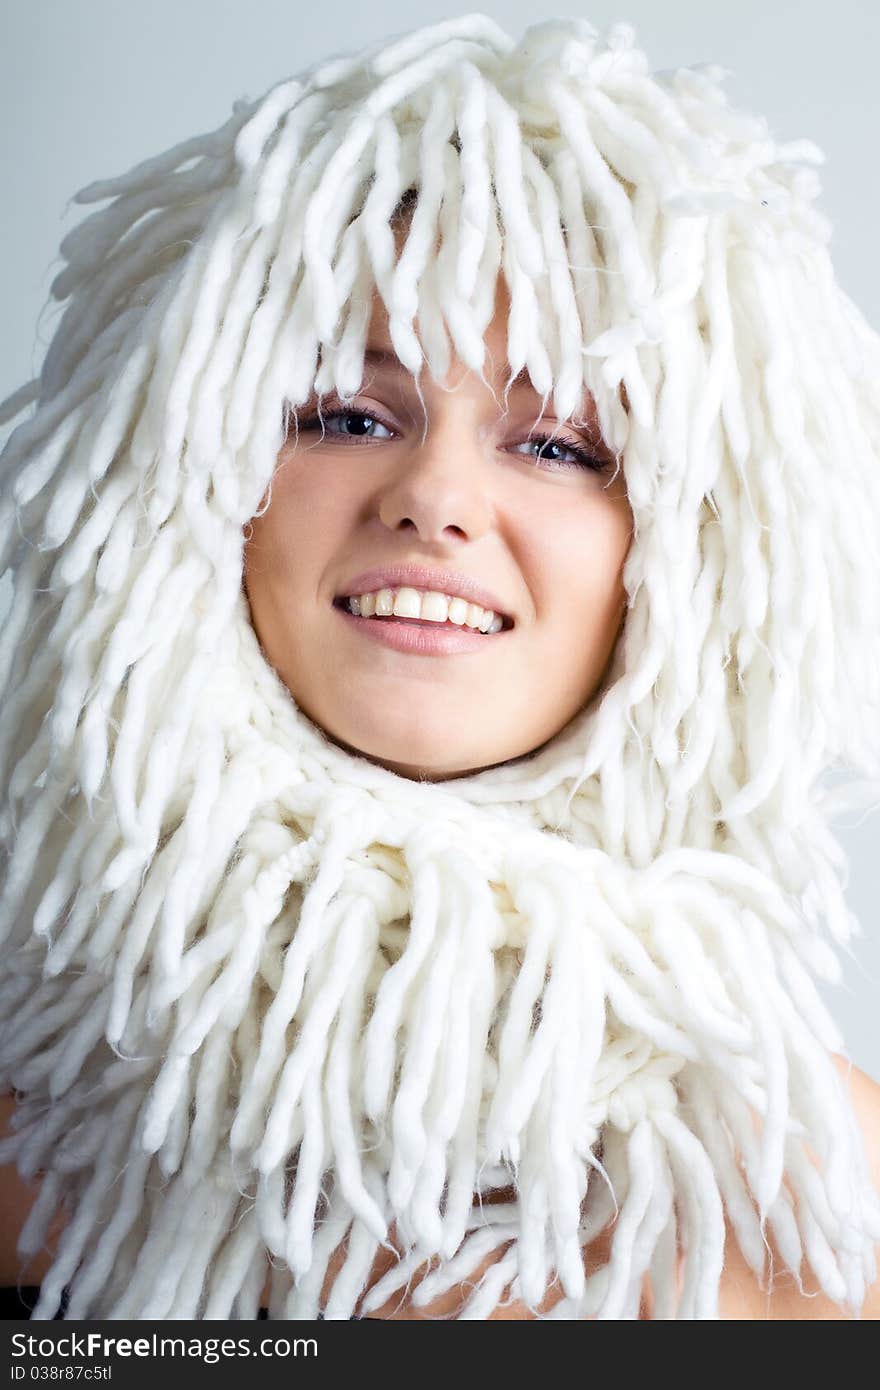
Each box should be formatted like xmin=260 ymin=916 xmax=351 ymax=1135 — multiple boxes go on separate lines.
xmin=364 ymin=274 xmax=509 ymax=355
xmin=357 ymin=281 xmax=598 ymax=420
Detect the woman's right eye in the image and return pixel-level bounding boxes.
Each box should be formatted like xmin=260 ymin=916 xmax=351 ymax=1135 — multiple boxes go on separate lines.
xmin=298 ymin=409 xmax=395 ymax=441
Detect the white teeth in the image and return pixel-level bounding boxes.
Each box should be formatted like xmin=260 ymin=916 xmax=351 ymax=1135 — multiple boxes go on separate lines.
xmin=416 ymin=591 xmax=449 ymax=623
xmin=391 ymin=587 xmax=422 ymax=619
xmin=341 ymin=586 xmax=507 ymax=633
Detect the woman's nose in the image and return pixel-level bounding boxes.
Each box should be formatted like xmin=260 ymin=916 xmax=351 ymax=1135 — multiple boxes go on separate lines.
xmin=376 ymin=427 xmax=494 ymax=543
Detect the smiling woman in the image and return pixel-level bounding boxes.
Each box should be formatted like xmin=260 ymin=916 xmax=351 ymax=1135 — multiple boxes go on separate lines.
xmin=1 ymin=11 xmax=879 ymax=1323
xmin=243 ymin=278 xmax=633 ymax=781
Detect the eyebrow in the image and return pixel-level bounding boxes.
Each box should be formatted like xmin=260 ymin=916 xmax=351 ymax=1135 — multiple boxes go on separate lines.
xmin=300 ymin=349 xmax=612 ymax=452
xmin=361 ymin=347 xmax=406 ymax=370
xmin=352 ymin=345 xmax=612 ymax=445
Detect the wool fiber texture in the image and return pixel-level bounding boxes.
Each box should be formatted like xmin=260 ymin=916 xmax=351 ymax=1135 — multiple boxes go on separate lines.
xmin=1 ymin=12 xmax=879 ymax=1320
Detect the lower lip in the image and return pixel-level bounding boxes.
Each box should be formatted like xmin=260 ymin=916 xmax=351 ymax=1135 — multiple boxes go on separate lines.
xmin=333 ymin=603 xmax=512 ymax=655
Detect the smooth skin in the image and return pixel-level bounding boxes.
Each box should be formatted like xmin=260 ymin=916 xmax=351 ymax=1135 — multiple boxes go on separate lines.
xmin=242 ymin=277 xmax=633 ymax=781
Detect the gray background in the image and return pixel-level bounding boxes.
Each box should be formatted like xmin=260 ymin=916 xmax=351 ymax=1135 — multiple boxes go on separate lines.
xmin=1 ymin=1 xmax=877 ymax=1076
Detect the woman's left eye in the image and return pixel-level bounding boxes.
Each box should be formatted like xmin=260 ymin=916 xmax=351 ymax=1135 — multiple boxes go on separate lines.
xmin=509 ymin=435 xmax=608 ymax=473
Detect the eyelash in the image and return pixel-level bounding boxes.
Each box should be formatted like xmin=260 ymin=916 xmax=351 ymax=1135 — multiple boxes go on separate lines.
xmin=292 ymin=407 xmax=612 ymax=475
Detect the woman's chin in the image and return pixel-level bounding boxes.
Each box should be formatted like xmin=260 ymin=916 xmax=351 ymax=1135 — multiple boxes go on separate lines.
xmin=341 ymin=742 xmax=482 ymax=782
xmin=321 ymin=722 xmax=501 ymax=782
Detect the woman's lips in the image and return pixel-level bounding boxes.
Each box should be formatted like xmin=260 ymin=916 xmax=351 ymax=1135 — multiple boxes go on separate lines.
xmin=332 ymin=602 xmax=511 ymax=655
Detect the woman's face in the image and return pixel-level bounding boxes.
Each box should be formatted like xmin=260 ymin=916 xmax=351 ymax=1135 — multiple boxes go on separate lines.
xmin=243 ymin=282 xmax=633 ymax=780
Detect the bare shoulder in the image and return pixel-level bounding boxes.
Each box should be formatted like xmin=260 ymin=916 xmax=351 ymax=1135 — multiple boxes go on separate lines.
xmin=827 ymin=1053 xmax=880 ymax=1316
xmin=0 ymin=1091 xmax=67 ymax=1286
xmin=719 ymin=1052 xmax=880 ymax=1320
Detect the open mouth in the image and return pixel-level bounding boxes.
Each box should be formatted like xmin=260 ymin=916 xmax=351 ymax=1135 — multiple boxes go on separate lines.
xmin=332 ymin=596 xmax=514 ymax=632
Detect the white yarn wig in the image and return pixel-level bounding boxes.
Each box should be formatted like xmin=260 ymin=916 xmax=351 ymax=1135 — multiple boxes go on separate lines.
xmin=1 ymin=12 xmax=879 ymax=1321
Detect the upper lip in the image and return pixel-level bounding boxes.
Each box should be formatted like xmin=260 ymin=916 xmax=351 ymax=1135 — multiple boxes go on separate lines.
xmin=336 ymin=563 xmax=515 ymax=624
